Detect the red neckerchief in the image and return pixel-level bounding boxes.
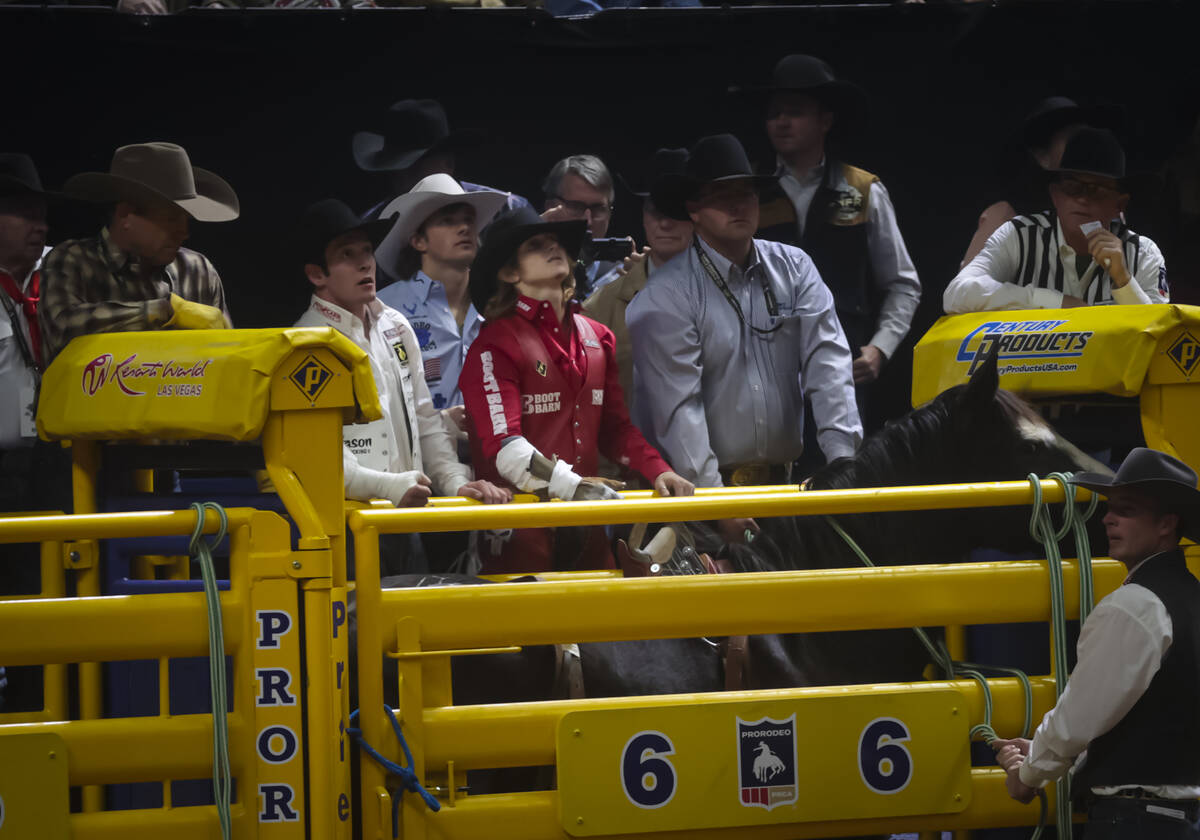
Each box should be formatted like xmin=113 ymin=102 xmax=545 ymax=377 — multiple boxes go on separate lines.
xmin=0 ymin=268 xmax=41 ymax=368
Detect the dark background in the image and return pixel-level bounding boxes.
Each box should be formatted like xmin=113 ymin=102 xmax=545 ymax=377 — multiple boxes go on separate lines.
xmin=5 ymin=0 xmax=1199 ymax=410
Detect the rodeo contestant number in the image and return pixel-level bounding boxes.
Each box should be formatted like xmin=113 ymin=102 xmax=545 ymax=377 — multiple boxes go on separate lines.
xmin=620 ymin=731 xmax=677 ymax=809
xmin=857 ymin=717 xmax=913 ymax=794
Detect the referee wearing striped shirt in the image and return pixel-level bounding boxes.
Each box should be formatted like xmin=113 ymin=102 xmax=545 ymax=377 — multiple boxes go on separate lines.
xmin=945 ymin=129 xmax=1167 ymax=313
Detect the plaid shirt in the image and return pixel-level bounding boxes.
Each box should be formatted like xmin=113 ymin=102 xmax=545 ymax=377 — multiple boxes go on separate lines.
xmin=39 ymin=227 xmax=229 ymax=363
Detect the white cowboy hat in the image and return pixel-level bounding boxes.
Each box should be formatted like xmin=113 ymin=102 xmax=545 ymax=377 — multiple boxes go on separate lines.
xmin=374 ymin=174 xmax=509 ymax=277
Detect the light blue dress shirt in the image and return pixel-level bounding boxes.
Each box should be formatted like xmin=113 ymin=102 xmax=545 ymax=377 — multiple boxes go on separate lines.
xmin=626 ymin=236 xmax=862 ymax=487
xmin=376 ymin=271 xmax=482 ymax=410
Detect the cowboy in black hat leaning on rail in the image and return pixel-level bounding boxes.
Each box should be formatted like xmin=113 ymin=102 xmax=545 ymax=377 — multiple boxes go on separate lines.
xmin=38 ymin=142 xmax=239 ymax=364
xmin=993 ymin=447 xmax=1200 ymax=839
xmin=945 ymin=128 xmax=1168 ymax=313
xmin=752 ymin=55 xmax=921 ymax=411
xmin=626 ymin=133 xmax=861 ymax=544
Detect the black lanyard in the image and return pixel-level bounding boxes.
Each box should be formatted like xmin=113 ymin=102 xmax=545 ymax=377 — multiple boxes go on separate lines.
xmin=0 ymin=287 xmax=39 ymax=375
xmin=693 ymin=241 xmax=781 ymax=335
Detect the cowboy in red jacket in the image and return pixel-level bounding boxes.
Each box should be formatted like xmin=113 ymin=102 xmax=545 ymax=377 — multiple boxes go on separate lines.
xmin=459 ymin=207 xmax=693 ymax=574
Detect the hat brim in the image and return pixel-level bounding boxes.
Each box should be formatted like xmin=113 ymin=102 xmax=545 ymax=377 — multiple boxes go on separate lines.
xmin=0 ymin=173 xmax=63 ymax=201
xmin=64 ymin=166 xmax=240 ymax=222
xmin=469 ymin=219 xmax=588 ymax=314
xmin=1021 ymin=103 xmax=1125 ymax=150
xmin=351 ymin=129 xmax=483 ymax=173
xmin=1071 ymin=473 xmax=1200 ymax=542
xmin=650 ymin=172 xmax=779 ymax=222
xmin=300 ymin=216 xmax=397 ymax=270
xmin=1043 ymin=166 xmax=1136 ymax=193
xmin=374 ymin=188 xmax=510 ymax=279
xmin=738 ymin=79 xmax=868 ymax=116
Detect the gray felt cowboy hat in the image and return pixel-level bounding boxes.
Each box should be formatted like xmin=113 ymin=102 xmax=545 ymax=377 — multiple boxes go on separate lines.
xmin=373 ymin=173 xmax=508 ymax=276
xmin=1072 ymin=447 xmax=1200 ymax=542
xmin=63 ymin=142 xmax=240 ymax=222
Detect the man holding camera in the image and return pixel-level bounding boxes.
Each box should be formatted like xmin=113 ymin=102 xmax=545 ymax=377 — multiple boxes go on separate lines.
xmin=540 ymin=154 xmax=628 ymax=299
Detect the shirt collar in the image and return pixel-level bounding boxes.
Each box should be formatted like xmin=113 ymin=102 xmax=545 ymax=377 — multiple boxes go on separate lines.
xmin=514 ymin=294 xmax=578 ymax=324
xmin=776 ymin=154 xmax=826 ymax=185
xmin=695 ymin=235 xmax=759 ymax=280
xmin=412 ymin=270 xmax=436 ymax=303
xmin=101 ymin=226 xmax=137 ymax=273
xmin=308 ymin=294 xmax=379 ymax=339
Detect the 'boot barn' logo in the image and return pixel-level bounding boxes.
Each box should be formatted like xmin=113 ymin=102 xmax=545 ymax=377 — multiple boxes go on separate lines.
xmin=955 ymin=319 xmax=1094 ymax=375
xmin=736 ymin=715 xmax=798 ymax=811
xmin=81 ymin=353 xmax=213 ymax=397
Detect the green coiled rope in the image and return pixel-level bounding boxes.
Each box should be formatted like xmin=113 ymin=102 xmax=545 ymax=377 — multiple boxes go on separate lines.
xmin=822 ymin=471 xmax=1098 ymax=840
xmin=189 ymin=502 xmax=232 ymax=840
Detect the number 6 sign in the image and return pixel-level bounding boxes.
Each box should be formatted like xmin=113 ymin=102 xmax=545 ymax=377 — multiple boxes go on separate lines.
xmin=857 ymin=717 xmax=914 ymax=794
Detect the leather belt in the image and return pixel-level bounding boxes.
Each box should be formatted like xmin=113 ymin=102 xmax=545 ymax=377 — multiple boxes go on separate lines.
xmin=719 ymin=462 xmax=790 ymax=487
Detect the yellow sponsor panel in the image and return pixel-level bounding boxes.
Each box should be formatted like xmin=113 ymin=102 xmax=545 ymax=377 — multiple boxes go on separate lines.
xmin=0 ymin=733 xmax=69 ymax=839
xmin=912 ymin=304 xmax=1200 ymax=406
xmin=556 ymin=688 xmax=971 ymax=836
xmin=37 ymin=327 xmax=380 ymax=442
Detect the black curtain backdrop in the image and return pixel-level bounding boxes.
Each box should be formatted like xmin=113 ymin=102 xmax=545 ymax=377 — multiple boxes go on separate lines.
xmin=6 ymin=0 xmax=1199 ymax=414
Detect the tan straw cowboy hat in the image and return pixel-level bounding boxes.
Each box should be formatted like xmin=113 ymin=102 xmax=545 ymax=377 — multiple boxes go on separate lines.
xmin=64 ymin=142 xmax=240 ymax=222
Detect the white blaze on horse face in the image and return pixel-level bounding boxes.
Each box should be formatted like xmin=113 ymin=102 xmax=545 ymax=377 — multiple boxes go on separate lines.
xmin=1018 ymin=413 xmax=1115 ymax=477
xmin=1016 ymin=415 xmax=1057 ymax=447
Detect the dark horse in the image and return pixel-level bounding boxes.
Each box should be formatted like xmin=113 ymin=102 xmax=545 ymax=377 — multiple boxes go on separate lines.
xmin=354 ymin=352 xmax=1112 ymax=716
xmin=576 ymin=352 xmax=1112 ymax=696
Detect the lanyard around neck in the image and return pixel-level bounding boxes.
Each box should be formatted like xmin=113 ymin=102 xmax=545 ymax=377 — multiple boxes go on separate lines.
xmin=693 ymin=240 xmax=780 ymax=335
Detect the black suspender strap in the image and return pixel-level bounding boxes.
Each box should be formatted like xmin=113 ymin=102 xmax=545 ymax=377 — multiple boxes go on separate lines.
xmin=693 ymin=240 xmax=781 ymax=335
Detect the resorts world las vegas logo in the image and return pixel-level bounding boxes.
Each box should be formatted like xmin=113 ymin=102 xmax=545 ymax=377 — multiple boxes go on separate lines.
xmin=956 ymin=319 xmax=1094 ymax=376
xmin=81 ymin=353 xmax=213 ymax=397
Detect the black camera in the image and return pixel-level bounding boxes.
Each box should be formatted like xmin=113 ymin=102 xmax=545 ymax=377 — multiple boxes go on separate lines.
xmin=580 ymin=234 xmax=634 ymax=265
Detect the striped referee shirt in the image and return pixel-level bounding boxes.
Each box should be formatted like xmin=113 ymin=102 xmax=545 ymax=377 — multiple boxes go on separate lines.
xmin=39 ymin=227 xmax=229 ymax=364
xmin=944 ymin=211 xmax=1167 ymax=314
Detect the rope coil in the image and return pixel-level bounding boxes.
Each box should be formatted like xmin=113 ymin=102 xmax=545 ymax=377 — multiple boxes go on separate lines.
xmin=823 ymin=471 xmax=1098 ymax=840
xmin=188 ymin=502 xmax=232 ymax=840
xmin=349 ymin=705 xmax=442 ymax=838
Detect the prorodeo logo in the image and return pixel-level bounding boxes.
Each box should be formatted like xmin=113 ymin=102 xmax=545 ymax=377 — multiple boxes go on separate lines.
xmin=81 ymin=353 xmax=212 ymax=397
xmin=956 ymin=319 xmax=1093 ymax=375
xmin=1166 ymin=331 xmax=1200 ymax=378
xmin=289 ymin=355 xmax=333 ymax=402
xmin=736 ymin=715 xmax=798 ymax=811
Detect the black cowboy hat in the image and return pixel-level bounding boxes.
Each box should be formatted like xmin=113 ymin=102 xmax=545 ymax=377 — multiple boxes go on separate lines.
xmin=740 ymin=54 xmax=867 ymax=118
xmin=295 ymin=198 xmax=397 ymax=269
xmin=0 ymin=153 xmax=58 ymax=199
xmin=617 ymin=148 xmax=690 ymax=199
xmin=651 ymin=134 xmax=778 ymax=222
xmin=352 ymin=99 xmax=482 ymax=174
xmin=1072 ymin=447 xmax=1200 ymax=542
xmin=1021 ymin=96 xmax=1125 ymax=152
xmin=1044 ymin=128 xmax=1132 ymax=190
xmin=468 ymin=206 xmax=587 ymax=314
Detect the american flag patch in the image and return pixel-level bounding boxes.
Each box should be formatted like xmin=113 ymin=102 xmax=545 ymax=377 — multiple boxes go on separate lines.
xmin=424 ymin=356 xmax=442 ymax=383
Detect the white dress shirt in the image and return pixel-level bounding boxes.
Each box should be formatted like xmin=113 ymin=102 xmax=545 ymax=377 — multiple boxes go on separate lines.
xmin=1020 ymin=553 xmax=1200 ymax=799
xmin=945 ymin=213 xmax=1167 ymax=314
xmin=776 ymin=158 xmax=922 ymax=359
xmin=293 ymin=295 xmax=470 ymax=499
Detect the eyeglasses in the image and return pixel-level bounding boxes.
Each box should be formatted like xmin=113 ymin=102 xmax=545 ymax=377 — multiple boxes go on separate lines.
xmin=552 ymin=196 xmax=612 ymax=219
xmin=1053 ymin=177 xmax=1124 ymax=202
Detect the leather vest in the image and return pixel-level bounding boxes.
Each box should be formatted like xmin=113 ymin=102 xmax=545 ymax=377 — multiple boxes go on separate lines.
xmin=758 ymin=160 xmax=879 ymax=350
xmin=473 ymin=313 xmax=607 ymax=488
xmin=1074 ymin=550 xmax=1200 ymax=789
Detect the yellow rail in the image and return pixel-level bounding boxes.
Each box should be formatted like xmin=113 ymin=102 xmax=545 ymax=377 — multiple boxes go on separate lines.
xmin=347 ymin=479 xmax=1088 ymax=534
